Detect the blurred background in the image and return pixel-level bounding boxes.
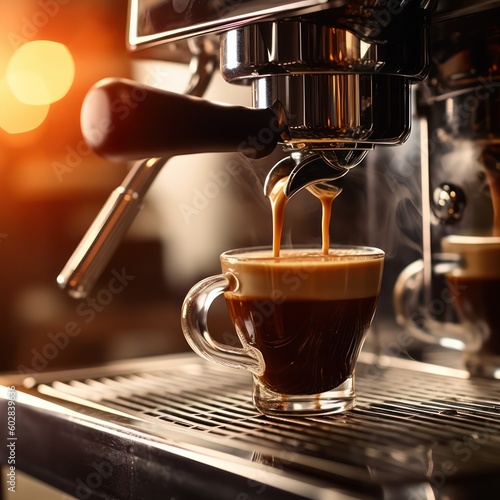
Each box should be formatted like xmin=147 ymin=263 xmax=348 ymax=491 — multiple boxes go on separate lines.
xmin=0 ymin=0 xmax=423 ymax=376
xmin=0 ymin=0 xmax=169 ymax=373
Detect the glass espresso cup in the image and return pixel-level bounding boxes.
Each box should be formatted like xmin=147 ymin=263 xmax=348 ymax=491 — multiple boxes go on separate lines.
xmin=181 ymin=245 xmax=385 ymax=416
xmin=394 ymin=236 xmax=500 ymax=378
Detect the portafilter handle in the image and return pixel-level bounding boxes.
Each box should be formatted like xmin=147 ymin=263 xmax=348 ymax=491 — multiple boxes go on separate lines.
xmin=80 ymin=77 xmax=286 ymax=161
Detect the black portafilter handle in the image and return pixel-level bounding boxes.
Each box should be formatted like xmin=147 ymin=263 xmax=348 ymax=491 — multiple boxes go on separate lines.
xmin=80 ymin=77 xmax=286 ymax=161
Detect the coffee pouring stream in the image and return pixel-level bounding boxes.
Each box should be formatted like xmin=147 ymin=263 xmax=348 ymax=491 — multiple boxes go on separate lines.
xmin=263 ymin=151 xmax=348 ymax=258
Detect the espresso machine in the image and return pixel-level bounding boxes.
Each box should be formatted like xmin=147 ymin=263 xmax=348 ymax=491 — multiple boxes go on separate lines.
xmin=57 ymin=0 xmax=433 ymax=298
xmin=2 ymin=1 xmax=500 ymax=499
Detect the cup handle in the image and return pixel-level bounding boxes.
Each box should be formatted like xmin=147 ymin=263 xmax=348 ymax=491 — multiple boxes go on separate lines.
xmin=181 ymin=274 xmax=264 ymax=375
xmin=393 ymin=259 xmax=467 ymax=351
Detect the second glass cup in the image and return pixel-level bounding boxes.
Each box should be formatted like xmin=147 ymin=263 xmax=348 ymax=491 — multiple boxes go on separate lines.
xmin=181 ymin=245 xmax=385 ymax=416
xmin=394 ymin=235 xmax=500 ymax=378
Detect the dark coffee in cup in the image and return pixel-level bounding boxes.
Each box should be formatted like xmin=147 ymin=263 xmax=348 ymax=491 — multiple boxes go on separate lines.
xmin=226 ymin=295 xmax=378 ymax=394
xmin=446 ymin=276 xmax=500 ymax=356
xmin=222 ymin=247 xmax=384 ymax=395
xmin=443 ymin=236 xmax=500 ymax=367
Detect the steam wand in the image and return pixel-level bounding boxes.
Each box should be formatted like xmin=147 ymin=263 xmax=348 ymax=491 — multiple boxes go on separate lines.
xmin=57 ymin=157 xmax=167 ymax=298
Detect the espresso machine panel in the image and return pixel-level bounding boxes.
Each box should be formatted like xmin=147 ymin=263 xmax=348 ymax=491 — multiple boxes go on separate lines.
xmin=129 ymin=0 xmax=335 ymax=46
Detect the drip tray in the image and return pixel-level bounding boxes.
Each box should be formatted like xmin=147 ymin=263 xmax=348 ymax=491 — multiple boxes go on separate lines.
xmin=2 ymin=352 xmax=500 ymax=499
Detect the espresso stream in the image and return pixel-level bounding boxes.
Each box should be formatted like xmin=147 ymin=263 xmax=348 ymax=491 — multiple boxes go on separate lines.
xmin=269 ymin=178 xmax=341 ymax=256
xmin=485 ymin=169 xmax=500 ymax=236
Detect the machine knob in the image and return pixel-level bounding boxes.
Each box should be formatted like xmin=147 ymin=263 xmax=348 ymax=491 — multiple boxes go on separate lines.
xmin=80 ymin=77 xmax=285 ymax=161
xmin=432 ymin=183 xmax=466 ymax=224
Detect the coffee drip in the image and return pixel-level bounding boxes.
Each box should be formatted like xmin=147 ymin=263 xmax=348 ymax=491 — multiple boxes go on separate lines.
xmin=490 ymin=173 xmax=500 ymax=237
xmin=269 ymin=176 xmax=342 ymax=257
xmin=309 ymin=183 xmax=343 ymax=255
xmin=482 ymin=149 xmax=500 ymax=237
xmin=484 ymin=171 xmax=500 ymax=237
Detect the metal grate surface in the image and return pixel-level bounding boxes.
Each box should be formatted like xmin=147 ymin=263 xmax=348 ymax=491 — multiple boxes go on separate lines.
xmin=33 ymin=354 xmax=500 ymax=491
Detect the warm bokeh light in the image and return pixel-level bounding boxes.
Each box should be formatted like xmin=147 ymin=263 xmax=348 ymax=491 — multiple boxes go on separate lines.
xmin=6 ymin=40 xmax=75 ymax=105
xmin=0 ymin=77 xmax=49 ymax=134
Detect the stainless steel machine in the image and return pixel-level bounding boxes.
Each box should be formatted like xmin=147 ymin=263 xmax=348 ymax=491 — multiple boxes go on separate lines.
xmin=2 ymin=1 xmax=500 ymax=498
xmin=57 ymin=0 xmax=435 ymax=298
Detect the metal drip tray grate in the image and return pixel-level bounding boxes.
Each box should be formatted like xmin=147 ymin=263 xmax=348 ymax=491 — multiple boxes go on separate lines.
xmin=4 ymin=352 xmax=500 ymax=498
xmin=29 ymin=354 xmax=500 ymax=492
